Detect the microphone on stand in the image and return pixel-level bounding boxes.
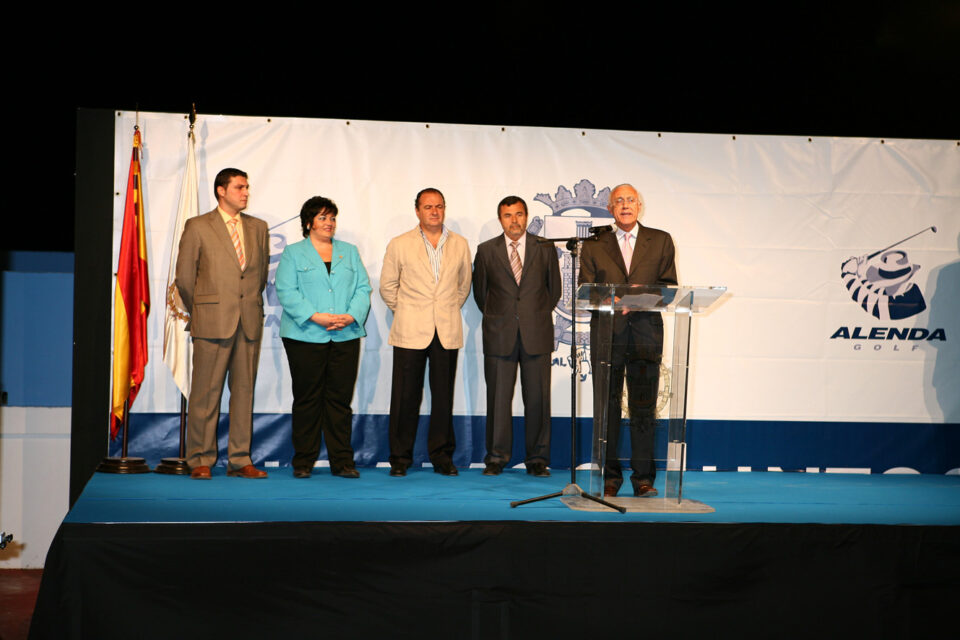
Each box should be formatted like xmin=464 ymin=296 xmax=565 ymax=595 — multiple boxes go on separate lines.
xmin=588 ymin=225 xmax=613 ymax=235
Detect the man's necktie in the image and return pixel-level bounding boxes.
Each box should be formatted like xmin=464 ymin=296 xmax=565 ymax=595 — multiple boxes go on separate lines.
xmin=621 ymin=232 xmax=633 ymax=272
xmin=510 ymin=241 xmax=522 ymax=285
xmin=228 ymin=218 xmax=246 ymax=271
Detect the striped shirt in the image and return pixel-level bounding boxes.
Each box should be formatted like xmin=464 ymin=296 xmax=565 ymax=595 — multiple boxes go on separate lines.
xmin=420 ymin=226 xmax=449 ymax=283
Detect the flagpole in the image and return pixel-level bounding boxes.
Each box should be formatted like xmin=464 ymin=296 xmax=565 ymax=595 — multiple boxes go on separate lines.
xmin=156 ymin=105 xmax=198 ymax=475
xmin=99 ymin=120 xmax=151 ymax=474
xmin=179 ymin=394 xmax=187 ymax=459
xmin=121 ymin=399 xmax=130 ymax=458
xmin=98 ymin=399 xmax=150 ymax=472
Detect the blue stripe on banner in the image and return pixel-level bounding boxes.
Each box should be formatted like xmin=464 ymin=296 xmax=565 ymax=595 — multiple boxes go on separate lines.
xmin=112 ymin=415 xmax=960 ymax=474
xmin=685 ymin=420 xmax=960 ymax=474
xmin=114 ymin=414 xmax=596 ymax=470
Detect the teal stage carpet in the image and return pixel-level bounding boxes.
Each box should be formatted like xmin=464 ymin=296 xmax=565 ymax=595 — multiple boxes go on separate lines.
xmin=67 ymin=468 xmax=960 ymax=525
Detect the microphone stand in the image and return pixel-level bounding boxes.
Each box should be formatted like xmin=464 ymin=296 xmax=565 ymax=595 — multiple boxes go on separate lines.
xmin=510 ymin=233 xmax=625 ymax=513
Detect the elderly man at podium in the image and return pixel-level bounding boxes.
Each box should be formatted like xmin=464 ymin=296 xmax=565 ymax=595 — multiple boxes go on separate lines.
xmin=578 ymin=183 xmax=677 ymax=497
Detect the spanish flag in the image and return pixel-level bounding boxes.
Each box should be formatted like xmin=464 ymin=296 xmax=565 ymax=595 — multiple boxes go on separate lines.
xmin=111 ymin=128 xmax=150 ymax=438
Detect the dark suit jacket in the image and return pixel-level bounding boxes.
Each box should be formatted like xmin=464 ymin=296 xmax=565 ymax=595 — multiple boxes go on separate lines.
xmin=578 ymin=224 xmax=677 ymax=358
xmin=175 ymin=209 xmax=269 ymax=340
xmin=473 ymin=232 xmax=562 ymax=356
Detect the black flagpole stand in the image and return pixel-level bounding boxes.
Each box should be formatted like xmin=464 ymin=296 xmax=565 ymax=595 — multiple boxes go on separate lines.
xmin=511 ymin=235 xmax=625 ymax=513
xmin=155 ymin=394 xmax=190 ymax=474
xmin=97 ymin=398 xmax=151 ymax=473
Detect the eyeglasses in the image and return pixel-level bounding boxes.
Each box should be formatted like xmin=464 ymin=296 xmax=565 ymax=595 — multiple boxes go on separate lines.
xmin=613 ymin=197 xmax=637 ymax=205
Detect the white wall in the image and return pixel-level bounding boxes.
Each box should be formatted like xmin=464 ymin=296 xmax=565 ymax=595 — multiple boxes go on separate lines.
xmin=0 ymin=407 xmax=70 ymax=569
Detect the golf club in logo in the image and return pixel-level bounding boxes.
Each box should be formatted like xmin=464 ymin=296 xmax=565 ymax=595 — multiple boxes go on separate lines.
xmin=263 ymin=231 xmax=290 ymax=335
xmin=841 ymin=226 xmax=936 ymax=320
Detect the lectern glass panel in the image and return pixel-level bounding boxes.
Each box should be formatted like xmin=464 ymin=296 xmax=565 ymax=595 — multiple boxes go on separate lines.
xmin=575 ymin=284 xmax=725 ymax=504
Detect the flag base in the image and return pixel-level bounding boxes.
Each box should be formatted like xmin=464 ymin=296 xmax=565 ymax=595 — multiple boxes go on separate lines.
xmin=154 ymin=457 xmax=191 ymax=475
xmin=97 ymin=456 xmax=151 ymax=474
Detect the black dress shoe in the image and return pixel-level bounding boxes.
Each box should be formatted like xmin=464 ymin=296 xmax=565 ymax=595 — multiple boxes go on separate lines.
xmin=293 ymin=467 xmax=312 ymax=479
xmin=389 ymin=464 xmax=407 ymax=477
xmin=334 ymin=466 xmax=360 ymax=479
xmin=483 ymin=463 xmax=502 ymax=476
xmin=434 ymin=460 xmax=459 ymax=476
xmin=526 ymin=462 xmax=551 ymax=477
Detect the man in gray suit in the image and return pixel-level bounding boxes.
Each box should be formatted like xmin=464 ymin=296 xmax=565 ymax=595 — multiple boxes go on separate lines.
xmin=579 ymin=183 xmax=677 ymax=497
xmin=176 ymin=168 xmax=270 ymax=479
xmin=473 ymin=196 xmax=562 ymax=477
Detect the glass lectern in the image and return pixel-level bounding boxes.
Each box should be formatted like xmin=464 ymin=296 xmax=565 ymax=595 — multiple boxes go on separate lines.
xmin=575 ymin=284 xmax=725 ymax=507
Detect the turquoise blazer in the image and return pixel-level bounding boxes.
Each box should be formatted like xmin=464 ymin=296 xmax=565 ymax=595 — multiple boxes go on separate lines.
xmin=275 ymin=238 xmax=372 ymax=343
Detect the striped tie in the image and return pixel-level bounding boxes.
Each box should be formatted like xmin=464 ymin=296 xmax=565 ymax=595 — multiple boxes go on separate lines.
xmin=228 ymin=218 xmax=246 ymax=271
xmin=510 ymin=241 xmax=522 ymax=285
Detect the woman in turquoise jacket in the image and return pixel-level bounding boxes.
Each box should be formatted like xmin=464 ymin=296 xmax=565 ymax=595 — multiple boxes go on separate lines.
xmin=275 ymin=196 xmax=371 ymax=478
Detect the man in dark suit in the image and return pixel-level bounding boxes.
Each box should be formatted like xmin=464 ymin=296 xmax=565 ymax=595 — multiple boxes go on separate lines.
xmin=579 ymin=184 xmax=677 ymax=497
xmin=176 ymin=168 xmax=270 ymax=479
xmin=473 ymin=195 xmax=562 ymax=477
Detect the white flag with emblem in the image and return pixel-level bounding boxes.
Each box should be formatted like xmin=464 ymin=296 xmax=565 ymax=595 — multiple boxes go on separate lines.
xmin=162 ymin=125 xmax=198 ymax=396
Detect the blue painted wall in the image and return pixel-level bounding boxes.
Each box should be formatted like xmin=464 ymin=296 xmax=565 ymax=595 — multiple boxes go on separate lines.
xmin=1 ymin=252 xmax=74 ymax=407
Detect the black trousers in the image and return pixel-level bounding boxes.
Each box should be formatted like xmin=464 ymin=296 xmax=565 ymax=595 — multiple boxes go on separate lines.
xmin=483 ymin=334 xmax=551 ymax=467
xmin=282 ymin=337 xmax=360 ymax=472
xmin=389 ymin=332 xmax=458 ymax=467
xmin=593 ymin=336 xmax=661 ymax=490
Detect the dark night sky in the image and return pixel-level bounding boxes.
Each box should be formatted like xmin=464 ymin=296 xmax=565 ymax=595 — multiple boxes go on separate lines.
xmin=7 ymin=1 xmax=957 ymax=252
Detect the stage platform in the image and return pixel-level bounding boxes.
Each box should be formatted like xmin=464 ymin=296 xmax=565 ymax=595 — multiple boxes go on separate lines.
xmin=31 ymin=470 xmax=959 ymax=639
xmin=64 ymin=467 xmax=960 ymax=525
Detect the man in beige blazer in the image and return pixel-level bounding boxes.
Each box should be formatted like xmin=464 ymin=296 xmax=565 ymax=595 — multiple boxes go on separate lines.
xmin=176 ymin=168 xmax=270 ymax=479
xmin=379 ymin=188 xmax=472 ymax=476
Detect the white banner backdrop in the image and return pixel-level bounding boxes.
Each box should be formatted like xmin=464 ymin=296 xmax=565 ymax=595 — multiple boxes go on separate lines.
xmin=113 ymin=112 xmax=960 ymax=423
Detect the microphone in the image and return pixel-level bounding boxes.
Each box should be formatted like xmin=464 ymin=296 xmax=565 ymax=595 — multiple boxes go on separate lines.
xmin=588 ymin=225 xmax=612 ymax=235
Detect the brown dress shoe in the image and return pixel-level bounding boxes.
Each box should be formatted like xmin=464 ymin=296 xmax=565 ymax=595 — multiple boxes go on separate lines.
xmin=227 ymin=464 xmax=268 ymax=479
xmin=634 ymin=482 xmax=659 ymax=497
xmin=190 ymin=465 xmax=212 ymax=480
xmin=603 ymin=483 xmax=619 ymax=497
